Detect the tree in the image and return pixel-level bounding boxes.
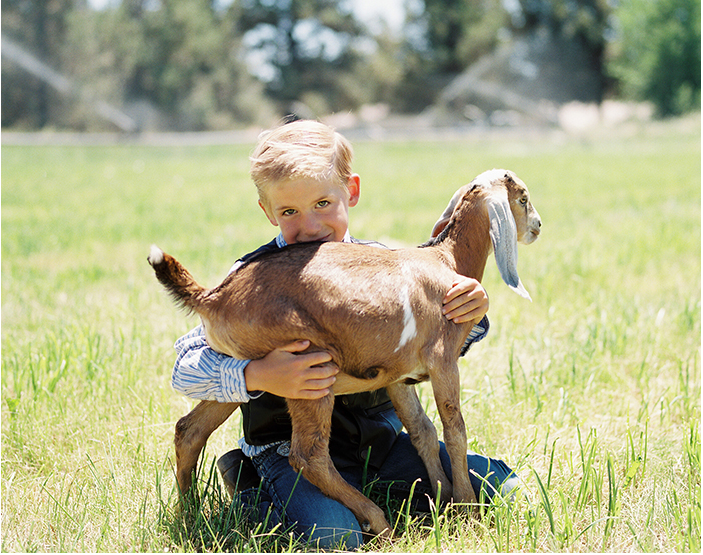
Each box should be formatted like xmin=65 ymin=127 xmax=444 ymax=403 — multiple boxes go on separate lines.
xmin=2 ymin=0 xmax=274 ymax=130
xmin=514 ymin=0 xmax=612 ymax=102
xmin=393 ymin=0 xmax=508 ymax=111
xmin=607 ymin=0 xmax=700 ymax=116
xmin=231 ymin=0 xmax=370 ymax=115
xmin=415 ymin=0 xmax=506 ymax=73
xmin=1 ymin=0 xmax=77 ymax=128
xmin=63 ymin=0 xmax=274 ymax=130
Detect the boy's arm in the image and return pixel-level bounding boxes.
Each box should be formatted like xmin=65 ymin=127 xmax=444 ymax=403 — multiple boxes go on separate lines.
xmin=172 ymin=325 xmax=338 ymax=402
xmin=172 ymin=325 xmax=253 ymax=403
xmin=245 ymin=341 xmax=338 ymax=399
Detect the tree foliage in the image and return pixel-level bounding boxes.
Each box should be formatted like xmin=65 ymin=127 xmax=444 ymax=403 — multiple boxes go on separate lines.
xmin=513 ymin=0 xmax=611 ymax=102
xmin=66 ymin=0 xmax=273 ymax=129
xmin=394 ymin=0 xmax=507 ymax=111
xmin=2 ymin=0 xmax=273 ymax=130
xmin=1 ymin=0 xmax=76 ymax=128
xmin=607 ymin=0 xmax=700 ymax=116
xmin=1 ymin=0 xmax=699 ymax=130
xmin=413 ymin=0 xmax=507 ymax=73
xmin=231 ymin=0 xmax=370 ymax=115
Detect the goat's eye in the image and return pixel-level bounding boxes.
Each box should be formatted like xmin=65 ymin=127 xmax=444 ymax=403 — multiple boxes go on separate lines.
xmin=519 ymin=197 xmax=528 ymax=206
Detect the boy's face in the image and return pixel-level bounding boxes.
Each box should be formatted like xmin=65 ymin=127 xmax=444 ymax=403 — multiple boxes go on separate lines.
xmin=259 ymin=175 xmax=360 ymax=244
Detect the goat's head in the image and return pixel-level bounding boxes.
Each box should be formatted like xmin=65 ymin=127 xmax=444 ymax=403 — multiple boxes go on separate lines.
xmin=430 ymin=169 xmax=541 ymax=300
xmin=495 ymin=170 xmax=541 ymax=245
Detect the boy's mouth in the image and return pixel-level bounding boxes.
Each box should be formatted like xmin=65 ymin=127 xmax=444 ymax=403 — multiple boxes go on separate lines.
xmin=301 ymin=233 xmax=332 ymax=243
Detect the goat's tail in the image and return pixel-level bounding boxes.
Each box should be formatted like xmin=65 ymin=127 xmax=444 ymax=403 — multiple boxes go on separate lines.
xmin=148 ymin=245 xmax=210 ymax=313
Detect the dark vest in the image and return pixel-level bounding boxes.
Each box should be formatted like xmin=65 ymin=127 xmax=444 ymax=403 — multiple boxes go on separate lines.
xmin=242 ymin=389 xmax=403 ymax=470
xmin=237 ymin=237 xmax=403 ymax=470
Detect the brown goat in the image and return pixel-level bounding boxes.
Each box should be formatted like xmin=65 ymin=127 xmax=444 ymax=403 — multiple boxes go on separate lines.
xmin=149 ymin=169 xmax=541 ymax=538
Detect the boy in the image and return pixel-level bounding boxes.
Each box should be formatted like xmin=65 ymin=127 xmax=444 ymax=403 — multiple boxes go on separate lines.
xmin=172 ymin=120 xmax=519 ymax=549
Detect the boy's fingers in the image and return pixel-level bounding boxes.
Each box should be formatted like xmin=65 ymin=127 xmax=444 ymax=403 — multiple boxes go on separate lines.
xmin=305 ymin=374 xmax=337 ymax=390
xmin=281 ymin=339 xmax=311 ymax=353
xmin=293 ymin=371 xmax=338 ymax=398
xmin=446 ymin=312 xmax=480 ymax=325
xmin=443 ymin=292 xmax=479 ymax=314
xmin=444 ymin=284 xmax=482 ymax=306
xmin=443 ymin=283 xmax=466 ymax=303
xmin=306 ymin=364 xmax=339 ymax=387
xmin=442 ymin=295 xmax=465 ymax=314
xmin=300 ymin=350 xmax=335 ymax=367
xmin=281 ymin=341 xmax=334 ymax=365
xmin=444 ymin=298 xmax=486 ymax=323
xmin=297 ymin=387 xmax=333 ymax=399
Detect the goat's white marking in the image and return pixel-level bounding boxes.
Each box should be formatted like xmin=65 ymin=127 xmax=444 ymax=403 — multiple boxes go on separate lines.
xmin=149 ymin=244 xmax=164 ymax=265
xmin=395 ymin=283 xmax=417 ymax=352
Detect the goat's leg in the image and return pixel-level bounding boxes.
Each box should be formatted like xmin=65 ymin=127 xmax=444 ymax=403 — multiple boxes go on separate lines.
xmin=174 ymin=400 xmax=240 ymax=494
xmin=431 ymin=363 xmax=477 ymax=507
xmin=286 ymin=396 xmax=392 ymax=538
xmin=385 ymin=382 xmax=452 ymax=504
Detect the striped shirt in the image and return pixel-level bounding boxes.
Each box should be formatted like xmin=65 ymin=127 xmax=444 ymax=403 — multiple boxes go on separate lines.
xmin=171 ymin=232 xmax=489 ymax=458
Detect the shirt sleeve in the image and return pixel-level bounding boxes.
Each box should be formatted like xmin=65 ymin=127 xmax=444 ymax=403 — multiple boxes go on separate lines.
xmin=171 ymin=324 xmax=259 ymax=403
xmin=460 ymin=315 xmax=490 ymax=356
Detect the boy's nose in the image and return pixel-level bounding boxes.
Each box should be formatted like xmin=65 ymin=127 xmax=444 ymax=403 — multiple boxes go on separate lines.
xmin=300 ymin=214 xmax=323 ymax=239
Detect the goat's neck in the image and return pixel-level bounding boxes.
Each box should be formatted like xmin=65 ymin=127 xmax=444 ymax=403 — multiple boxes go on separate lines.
xmin=433 ymin=196 xmax=492 ymax=282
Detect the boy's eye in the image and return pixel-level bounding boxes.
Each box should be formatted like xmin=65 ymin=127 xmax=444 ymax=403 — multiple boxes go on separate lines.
xmin=316 ymin=200 xmax=331 ymax=208
xmin=282 ymin=209 xmax=296 ymax=216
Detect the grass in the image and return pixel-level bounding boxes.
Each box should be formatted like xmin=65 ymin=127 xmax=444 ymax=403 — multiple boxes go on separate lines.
xmin=2 ymin=116 xmax=700 ymax=552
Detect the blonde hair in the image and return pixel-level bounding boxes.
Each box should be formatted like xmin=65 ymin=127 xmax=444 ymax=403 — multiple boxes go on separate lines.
xmin=250 ymin=120 xmax=353 ymax=202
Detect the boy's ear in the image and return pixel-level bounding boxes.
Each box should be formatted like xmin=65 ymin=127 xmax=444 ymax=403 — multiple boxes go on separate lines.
xmin=258 ymin=199 xmax=279 ymax=226
xmin=347 ymin=174 xmax=360 ymax=207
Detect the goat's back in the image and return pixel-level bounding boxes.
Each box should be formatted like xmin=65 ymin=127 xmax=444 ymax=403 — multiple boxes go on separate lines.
xmin=198 ymin=241 xmax=462 ymax=377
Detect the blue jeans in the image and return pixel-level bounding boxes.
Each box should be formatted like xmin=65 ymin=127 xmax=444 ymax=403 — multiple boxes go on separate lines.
xmin=238 ymin=432 xmax=520 ymax=550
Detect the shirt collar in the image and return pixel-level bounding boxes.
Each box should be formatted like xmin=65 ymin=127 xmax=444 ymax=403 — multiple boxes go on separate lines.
xmin=276 ymin=231 xmax=352 ymax=247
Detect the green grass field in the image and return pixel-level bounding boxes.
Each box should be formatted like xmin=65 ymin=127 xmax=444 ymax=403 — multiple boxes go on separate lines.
xmin=2 ymin=117 xmax=700 ymax=552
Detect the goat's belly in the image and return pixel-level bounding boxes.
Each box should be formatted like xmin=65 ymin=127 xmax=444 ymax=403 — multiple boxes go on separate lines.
xmin=333 ymin=364 xmax=429 ymax=395
xmin=334 ymin=356 xmax=430 ymax=395
xmin=399 ymin=366 xmax=430 ymax=385
xmin=333 ymin=372 xmax=390 ymax=395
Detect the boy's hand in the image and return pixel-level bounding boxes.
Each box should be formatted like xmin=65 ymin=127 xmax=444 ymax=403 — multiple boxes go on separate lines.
xmin=442 ymin=276 xmax=488 ymax=325
xmin=244 ymin=340 xmax=339 ymax=399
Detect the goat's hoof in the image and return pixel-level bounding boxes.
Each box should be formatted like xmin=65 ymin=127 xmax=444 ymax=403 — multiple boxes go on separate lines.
xmin=360 ymin=520 xmax=394 ymax=539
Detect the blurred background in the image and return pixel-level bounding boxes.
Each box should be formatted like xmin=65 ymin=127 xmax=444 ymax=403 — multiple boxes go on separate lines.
xmin=1 ymin=0 xmax=700 ymax=134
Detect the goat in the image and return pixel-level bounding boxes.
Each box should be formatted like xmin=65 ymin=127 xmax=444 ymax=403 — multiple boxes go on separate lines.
xmin=148 ymin=169 xmax=541 ymax=538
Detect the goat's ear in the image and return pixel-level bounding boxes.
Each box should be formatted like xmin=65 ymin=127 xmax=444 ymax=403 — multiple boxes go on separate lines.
xmin=431 ymin=219 xmax=449 ymax=238
xmin=487 ymin=190 xmax=531 ymax=301
xmin=431 ymin=186 xmax=466 ymax=238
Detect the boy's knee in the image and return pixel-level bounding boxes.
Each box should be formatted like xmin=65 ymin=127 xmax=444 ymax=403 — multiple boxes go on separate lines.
xmin=494 ymin=473 xmax=525 ymax=505
xmin=296 ymin=500 xmax=364 ymax=549
xmin=471 ymin=468 xmax=524 ymax=506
